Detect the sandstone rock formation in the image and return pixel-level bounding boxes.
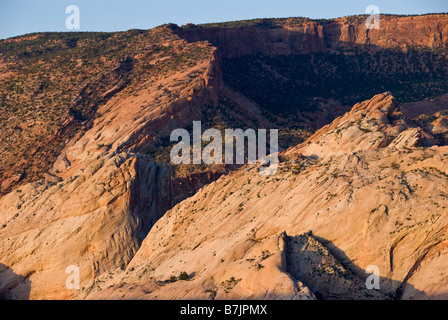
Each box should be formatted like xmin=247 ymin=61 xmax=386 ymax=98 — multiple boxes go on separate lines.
xmin=81 ymin=93 xmax=448 ymax=300
xmin=1 ymin=14 xmax=448 ymax=300
xmin=0 ymin=26 xmax=224 ymax=299
xmin=0 ymin=154 xmax=173 ymax=299
xmin=175 ymin=14 xmax=448 ymax=58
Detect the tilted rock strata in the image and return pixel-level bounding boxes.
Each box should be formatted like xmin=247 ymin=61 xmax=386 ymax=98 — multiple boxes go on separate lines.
xmin=0 ymin=154 xmax=173 ymax=300
xmin=82 ymin=94 xmax=448 ymax=300
xmin=176 ymin=14 xmax=448 ymax=58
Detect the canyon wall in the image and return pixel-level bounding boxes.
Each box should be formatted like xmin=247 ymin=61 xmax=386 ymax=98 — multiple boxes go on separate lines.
xmin=175 ymin=14 xmax=448 ymax=58
xmin=0 ymin=28 xmax=225 ymax=299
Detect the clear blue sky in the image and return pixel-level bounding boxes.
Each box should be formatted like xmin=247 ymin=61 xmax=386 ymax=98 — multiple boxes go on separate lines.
xmin=0 ymin=0 xmax=446 ymax=39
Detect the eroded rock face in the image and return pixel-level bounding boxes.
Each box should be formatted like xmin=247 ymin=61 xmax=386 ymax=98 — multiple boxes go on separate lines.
xmin=175 ymin=22 xmax=326 ymax=57
xmin=0 ymin=154 xmax=173 ymax=300
xmin=175 ymin=14 xmax=448 ymax=58
xmin=0 ymin=26 xmax=223 ymax=195
xmin=0 ymin=33 xmax=226 ymax=301
xmin=81 ymin=94 xmax=448 ymax=300
xmin=1 ymin=14 xmax=448 ymax=300
xmin=285 ymin=233 xmax=387 ymax=300
xmin=49 ymin=49 xmax=223 ymax=180
xmin=284 ymin=92 xmax=448 ymax=161
xmin=81 ymin=231 xmax=315 ymax=300
xmin=0 ymin=31 xmax=225 ymax=299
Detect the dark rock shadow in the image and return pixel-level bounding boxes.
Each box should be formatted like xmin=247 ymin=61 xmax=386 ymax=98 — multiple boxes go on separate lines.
xmin=284 ymin=232 xmax=431 ymax=300
xmin=0 ymin=263 xmax=32 ymax=300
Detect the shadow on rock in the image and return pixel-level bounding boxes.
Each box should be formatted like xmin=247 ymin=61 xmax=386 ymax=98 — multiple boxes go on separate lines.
xmin=0 ymin=263 xmax=32 ymax=300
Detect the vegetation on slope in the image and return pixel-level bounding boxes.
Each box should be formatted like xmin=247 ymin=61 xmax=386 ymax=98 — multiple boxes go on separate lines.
xmin=0 ymin=26 xmax=213 ymax=194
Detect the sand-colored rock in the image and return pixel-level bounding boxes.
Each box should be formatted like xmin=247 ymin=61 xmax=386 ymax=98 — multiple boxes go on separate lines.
xmin=285 ymin=233 xmax=386 ymax=300
xmin=285 ymin=92 xmax=419 ymax=159
xmin=0 ymin=27 xmax=227 ymax=299
xmin=50 ymin=49 xmax=222 ymax=180
xmin=82 ymin=94 xmax=448 ymax=300
xmin=1 ymin=14 xmax=448 ymax=301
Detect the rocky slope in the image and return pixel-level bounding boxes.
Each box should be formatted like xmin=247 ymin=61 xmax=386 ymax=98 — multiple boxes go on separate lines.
xmin=0 ymin=26 xmax=221 ymax=194
xmin=0 ymin=154 xmax=172 ymax=299
xmin=81 ymin=93 xmax=448 ymax=300
xmin=1 ymin=14 xmax=448 ymax=300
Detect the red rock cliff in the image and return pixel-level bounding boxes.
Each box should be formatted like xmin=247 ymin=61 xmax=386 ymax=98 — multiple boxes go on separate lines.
xmin=175 ymin=14 xmax=448 ymax=58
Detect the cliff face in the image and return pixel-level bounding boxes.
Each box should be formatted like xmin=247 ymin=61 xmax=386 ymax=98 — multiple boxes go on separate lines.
xmin=0 ymin=26 xmax=224 ymax=300
xmin=175 ymin=22 xmax=326 ymax=57
xmin=82 ymin=93 xmax=448 ymax=300
xmin=0 ymin=26 xmax=223 ymax=195
xmin=0 ymin=154 xmax=173 ymax=300
xmin=2 ymin=14 xmax=448 ymax=301
xmin=176 ymin=14 xmax=448 ymax=58
xmin=49 ymin=49 xmax=223 ymax=180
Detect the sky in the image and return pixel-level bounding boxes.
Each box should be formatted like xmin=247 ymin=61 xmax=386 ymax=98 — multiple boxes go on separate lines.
xmin=0 ymin=0 xmax=446 ymax=39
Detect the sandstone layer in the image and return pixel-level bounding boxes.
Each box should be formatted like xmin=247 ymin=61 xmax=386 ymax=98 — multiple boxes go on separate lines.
xmin=1 ymin=14 xmax=448 ymax=300
xmin=175 ymin=14 xmax=448 ymax=58
xmin=0 ymin=26 xmax=223 ymax=299
xmin=82 ymin=93 xmax=448 ymax=300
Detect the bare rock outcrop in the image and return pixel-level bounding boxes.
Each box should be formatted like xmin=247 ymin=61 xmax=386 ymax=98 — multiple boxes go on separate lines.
xmin=285 ymin=233 xmax=386 ymax=300
xmin=2 ymin=14 xmax=448 ymax=300
xmin=285 ymin=92 xmax=438 ymax=159
xmin=82 ymin=93 xmax=448 ymax=300
xmin=0 ymin=153 xmax=173 ymax=299
xmin=0 ymin=35 xmax=226 ymax=299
